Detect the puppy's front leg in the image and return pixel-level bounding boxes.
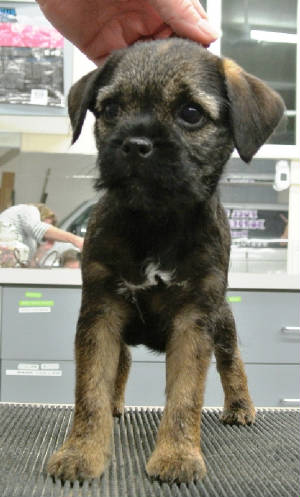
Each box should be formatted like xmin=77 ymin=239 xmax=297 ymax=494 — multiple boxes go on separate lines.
xmin=147 ymin=307 xmax=213 ymax=483
xmin=47 ymin=297 xmax=129 ymax=481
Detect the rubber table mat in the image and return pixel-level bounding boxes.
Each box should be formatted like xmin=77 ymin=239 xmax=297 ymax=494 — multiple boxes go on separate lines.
xmin=0 ymin=404 xmax=299 ymax=497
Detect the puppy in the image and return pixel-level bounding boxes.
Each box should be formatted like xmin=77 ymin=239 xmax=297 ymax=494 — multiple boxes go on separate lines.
xmin=48 ymin=38 xmax=284 ymax=483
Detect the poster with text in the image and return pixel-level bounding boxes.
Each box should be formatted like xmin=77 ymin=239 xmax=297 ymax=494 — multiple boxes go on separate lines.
xmin=0 ymin=3 xmax=64 ymax=107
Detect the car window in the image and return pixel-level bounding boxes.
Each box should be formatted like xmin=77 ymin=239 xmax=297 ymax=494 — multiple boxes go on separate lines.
xmin=69 ymin=206 xmax=94 ymax=237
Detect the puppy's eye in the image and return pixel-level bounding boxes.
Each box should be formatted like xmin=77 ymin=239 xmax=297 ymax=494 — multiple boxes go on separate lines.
xmin=102 ymin=101 xmax=120 ymax=121
xmin=178 ymin=104 xmax=205 ymax=126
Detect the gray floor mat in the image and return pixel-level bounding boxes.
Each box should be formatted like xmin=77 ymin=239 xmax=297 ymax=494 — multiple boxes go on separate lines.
xmin=0 ymin=404 xmax=299 ymax=497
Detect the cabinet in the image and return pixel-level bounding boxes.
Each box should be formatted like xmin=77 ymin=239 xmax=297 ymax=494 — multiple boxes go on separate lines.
xmin=221 ymin=0 xmax=298 ymax=147
xmin=219 ymin=158 xmax=290 ymax=273
xmin=126 ymin=290 xmax=300 ymax=408
xmin=206 ymin=0 xmax=300 ymax=275
xmin=0 ymin=284 xmax=298 ymax=407
xmin=207 ymin=0 xmax=299 ymax=158
xmin=0 ymin=285 xmax=81 ymax=403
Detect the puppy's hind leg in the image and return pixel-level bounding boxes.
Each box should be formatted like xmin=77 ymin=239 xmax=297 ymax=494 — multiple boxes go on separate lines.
xmin=47 ymin=296 xmax=130 ymax=481
xmin=214 ymin=302 xmax=255 ymax=425
xmin=112 ymin=343 xmax=132 ymax=417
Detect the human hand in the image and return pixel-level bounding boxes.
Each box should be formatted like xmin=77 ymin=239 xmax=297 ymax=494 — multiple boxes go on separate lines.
xmin=71 ymin=234 xmax=84 ymax=251
xmin=37 ymin=0 xmax=218 ymax=64
xmin=44 ymin=225 xmax=84 ymax=251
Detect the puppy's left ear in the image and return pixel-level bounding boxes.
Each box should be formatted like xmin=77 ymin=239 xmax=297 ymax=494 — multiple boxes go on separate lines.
xmin=68 ymin=53 xmax=123 ymax=144
xmin=222 ymin=58 xmax=285 ymax=163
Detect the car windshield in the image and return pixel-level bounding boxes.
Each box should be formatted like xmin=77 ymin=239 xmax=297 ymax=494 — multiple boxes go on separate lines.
xmin=68 ymin=205 xmax=94 ymax=237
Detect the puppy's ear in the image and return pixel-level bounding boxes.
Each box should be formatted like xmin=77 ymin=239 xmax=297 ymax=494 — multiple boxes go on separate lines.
xmin=222 ymin=59 xmax=285 ymax=163
xmin=68 ymin=53 xmax=123 ymax=144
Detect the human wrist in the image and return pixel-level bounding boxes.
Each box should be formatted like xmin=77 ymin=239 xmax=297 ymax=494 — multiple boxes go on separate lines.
xmin=69 ymin=233 xmax=79 ymax=244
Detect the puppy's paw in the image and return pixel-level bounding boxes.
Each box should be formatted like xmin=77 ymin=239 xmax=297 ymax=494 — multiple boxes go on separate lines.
xmin=47 ymin=443 xmax=107 ymax=481
xmin=113 ymin=406 xmax=124 ymax=417
xmin=146 ymin=447 xmax=206 ymax=483
xmin=220 ymin=400 xmax=256 ymax=426
xmin=112 ymin=399 xmax=125 ymax=417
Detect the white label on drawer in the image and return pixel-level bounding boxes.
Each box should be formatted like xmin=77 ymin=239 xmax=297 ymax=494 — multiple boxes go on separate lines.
xmin=41 ymin=363 xmax=60 ymax=370
xmin=19 ymin=307 xmax=51 ymax=313
xmin=6 ymin=369 xmax=62 ymax=376
xmin=17 ymin=363 xmax=39 ymax=370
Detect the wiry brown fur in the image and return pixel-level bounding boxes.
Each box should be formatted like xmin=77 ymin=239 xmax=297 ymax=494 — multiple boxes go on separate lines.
xmin=47 ymin=38 xmax=284 ymax=483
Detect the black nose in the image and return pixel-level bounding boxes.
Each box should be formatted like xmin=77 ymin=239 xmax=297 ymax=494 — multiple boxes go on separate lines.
xmin=121 ymin=137 xmax=153 ymax=159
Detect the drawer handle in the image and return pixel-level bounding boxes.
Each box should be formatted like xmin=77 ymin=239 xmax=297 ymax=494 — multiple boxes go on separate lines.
xmin=280 ymin=326 xmax=300 ymax=335
xmin=280 ymin=398 xmax=300 ymax=406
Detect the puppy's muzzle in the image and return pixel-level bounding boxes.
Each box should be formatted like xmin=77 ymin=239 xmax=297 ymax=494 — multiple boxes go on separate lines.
xmin=121 ymin=137 xmax=154 ymax=160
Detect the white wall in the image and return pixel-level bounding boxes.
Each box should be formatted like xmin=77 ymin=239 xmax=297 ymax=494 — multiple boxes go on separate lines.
xmin=1 ymin=151 xmax=97 ymax=222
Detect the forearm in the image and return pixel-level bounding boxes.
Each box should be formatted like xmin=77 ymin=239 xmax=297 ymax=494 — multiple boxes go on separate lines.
xmin=44 ymin=225 xmax=84 ymax=250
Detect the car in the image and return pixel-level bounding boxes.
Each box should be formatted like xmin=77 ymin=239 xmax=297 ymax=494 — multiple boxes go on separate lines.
xmin=40 ymin=195 xmax=288 ymax=273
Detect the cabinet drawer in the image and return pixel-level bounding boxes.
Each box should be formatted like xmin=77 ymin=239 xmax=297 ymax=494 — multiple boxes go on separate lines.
xmin=131 ymin=291 xmax=300 ymax=365
xmin=1 ymin=286 xmax=81 ymax=360
xmin=2 ymin=286 xmax=297 ymax=366
xmin=126 ymin=362 xmax=300 ymax=408
xmin=228 ymin=291 xmax=300 ymax=363
xmin=2 ymin=359 xmax=297 ymax=408
xmin=126 ymin=362 xmax=165 ymax=406
xmin=205 ymin=363 xmax=300 ymax=408
xmin=1 ymin=360 xmax=75 ymax=404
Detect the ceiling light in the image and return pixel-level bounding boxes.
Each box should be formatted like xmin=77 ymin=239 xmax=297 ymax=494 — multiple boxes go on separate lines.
xmin=250 ymin=30 xmax=297 ymax=44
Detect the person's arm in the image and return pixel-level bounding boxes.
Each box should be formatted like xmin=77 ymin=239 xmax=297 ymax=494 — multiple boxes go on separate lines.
xmin=44 ymin=225 xmax=84 ymax=250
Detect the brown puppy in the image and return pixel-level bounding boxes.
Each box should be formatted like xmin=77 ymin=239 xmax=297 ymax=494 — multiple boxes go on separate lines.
xmin=47 ymin=38 xmax=284 ymax=483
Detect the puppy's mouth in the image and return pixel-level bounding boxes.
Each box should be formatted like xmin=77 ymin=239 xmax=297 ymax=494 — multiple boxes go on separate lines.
xmin=95 ymin=124 xmax=209 ymax=211
xmin=98 ymin=161 xmax=208 ymax=215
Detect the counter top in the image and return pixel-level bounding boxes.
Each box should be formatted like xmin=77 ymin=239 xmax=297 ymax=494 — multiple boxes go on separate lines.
xmin=228 ymin=272 xmax=299 ymax=290
xmin=0 ymin=268 xmax=81 ymax=286
xmin=0 ymin=268 xmax=299 ymax=290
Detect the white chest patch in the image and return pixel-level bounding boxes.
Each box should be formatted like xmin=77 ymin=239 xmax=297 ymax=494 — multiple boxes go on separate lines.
xmin=144 ymin=262 xmax=174 ymax=286
xmin=117 ymin=261 xmax=176 ymax=296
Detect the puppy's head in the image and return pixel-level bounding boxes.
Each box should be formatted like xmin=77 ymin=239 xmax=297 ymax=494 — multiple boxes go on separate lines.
xmin=69 ymin=39 xmax=284 ymax=213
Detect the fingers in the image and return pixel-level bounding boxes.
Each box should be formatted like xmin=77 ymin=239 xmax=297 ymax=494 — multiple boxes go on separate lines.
xmin=151 ymin=24 xmax=173 ymax=40
xmin=148 ymin=0 xmax=218 ymax=45
xmin=189 ymin=0 xmax=208 ymax=19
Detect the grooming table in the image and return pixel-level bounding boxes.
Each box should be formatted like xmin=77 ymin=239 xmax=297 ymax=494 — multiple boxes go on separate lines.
xmin=0 ymin=404 xmax=299 ymax=497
